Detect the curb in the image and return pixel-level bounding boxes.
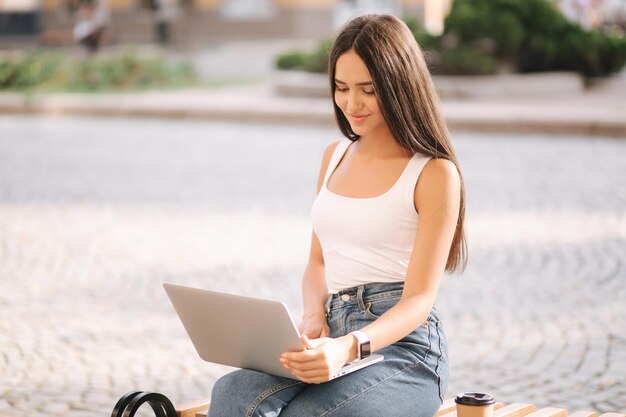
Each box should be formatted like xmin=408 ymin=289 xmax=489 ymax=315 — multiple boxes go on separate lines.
xmin=273 ymin=70 xmax=588 ymax=99
xmin=444 ymin=118 xmax=626 ymax=138
xmin=0 ymin=102 xmax=335 ymax=126
xmin=0 ymin=93 xmax=624 ymax=138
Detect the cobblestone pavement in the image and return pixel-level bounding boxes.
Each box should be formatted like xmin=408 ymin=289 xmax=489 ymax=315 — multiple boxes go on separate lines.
xmin=0 ymin=115 xmax=624 ymax=417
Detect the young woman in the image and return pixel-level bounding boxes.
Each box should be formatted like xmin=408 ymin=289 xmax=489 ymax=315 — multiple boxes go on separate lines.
xmin=208 ymin=14 xmax=466 ymax=417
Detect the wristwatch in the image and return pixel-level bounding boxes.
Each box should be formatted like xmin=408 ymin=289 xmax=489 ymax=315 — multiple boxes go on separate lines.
xmin=349 ymin=330 xmax=371 ymax=361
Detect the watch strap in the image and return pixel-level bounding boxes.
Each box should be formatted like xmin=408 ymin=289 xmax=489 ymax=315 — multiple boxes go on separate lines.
xmin=348 ymin=330 xmax=371 ymax=361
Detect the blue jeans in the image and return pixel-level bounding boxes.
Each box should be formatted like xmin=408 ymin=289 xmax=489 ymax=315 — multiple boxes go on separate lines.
xmin=208 ymin=282 xmax=449 ymax=417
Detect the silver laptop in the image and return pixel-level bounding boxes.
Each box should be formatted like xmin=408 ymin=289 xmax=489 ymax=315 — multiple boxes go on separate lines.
xmin=163 ymin=283 xmax=383 ymax=380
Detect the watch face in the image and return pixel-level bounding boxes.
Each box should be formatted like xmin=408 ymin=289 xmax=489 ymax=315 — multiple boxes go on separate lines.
xmin=361 ymin=341 xmax=371 ymax=359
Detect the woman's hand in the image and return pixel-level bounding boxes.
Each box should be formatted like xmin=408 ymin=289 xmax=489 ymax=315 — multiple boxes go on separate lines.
xmin=280 ymin=335 xmax=356 ymax=384
xmin=299 ymin=312 xmax=330 ymax=339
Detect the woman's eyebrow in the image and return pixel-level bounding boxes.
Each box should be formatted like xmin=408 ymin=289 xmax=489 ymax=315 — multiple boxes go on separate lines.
xmin=334 ymin=78 xmax=373 ymax=86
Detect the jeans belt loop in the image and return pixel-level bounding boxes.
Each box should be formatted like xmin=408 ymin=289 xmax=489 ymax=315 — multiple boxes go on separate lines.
xmin=356 ymin=285 xmax=366 ymax=311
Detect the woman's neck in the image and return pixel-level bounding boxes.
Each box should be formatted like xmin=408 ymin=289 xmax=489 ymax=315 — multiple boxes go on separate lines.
xmin=357 ymin=129 xmax=410 ymax=159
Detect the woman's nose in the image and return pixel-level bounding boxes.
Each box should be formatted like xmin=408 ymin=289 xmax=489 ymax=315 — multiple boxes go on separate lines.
xmin=346 ymin=92 xmax=363 ymax=112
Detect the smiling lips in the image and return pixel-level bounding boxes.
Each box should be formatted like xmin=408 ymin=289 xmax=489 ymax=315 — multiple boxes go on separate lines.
xmin=348 ymin=113 xmax=369 ymax=123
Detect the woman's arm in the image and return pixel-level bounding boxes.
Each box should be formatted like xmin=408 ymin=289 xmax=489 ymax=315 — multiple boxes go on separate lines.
xmin=300 ymin=233 xmax=329 ymax=338
xmin=360 ymin=158 xmax=461 ymax=351
xmin=298 ymin=141 xmax=340 ymax=339
xmin=281 ymin=157 xmax=461 ymax=383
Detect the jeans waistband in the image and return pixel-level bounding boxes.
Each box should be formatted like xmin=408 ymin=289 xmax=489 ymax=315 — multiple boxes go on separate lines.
xmin=328 ymin=281 xmax=405 ymax=306
xmin=327 ymin=281 xmax=439 ymax=320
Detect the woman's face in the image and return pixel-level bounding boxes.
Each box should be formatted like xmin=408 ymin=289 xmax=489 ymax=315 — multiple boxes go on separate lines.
xmin=334 ymin=49 xmax=388 ymax=138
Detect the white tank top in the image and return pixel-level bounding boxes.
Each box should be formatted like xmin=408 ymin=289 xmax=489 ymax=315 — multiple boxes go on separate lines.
xmin=311 ymin=139 xmax=431 ymax=293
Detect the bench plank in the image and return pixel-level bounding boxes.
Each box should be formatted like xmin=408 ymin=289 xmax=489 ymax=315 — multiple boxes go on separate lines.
xmin=174 ymin=398 xmax=622 ymax=417
xmin=568 ymin=412 xmax=598 ymax=417
xmin=525 ymin=408 xmax=568 ymax=417
xmin=191 ymin=400 xmax=474 ymax=417
xmin=189 ymin=397 xmax=484 ymax=417
xmin=435 ymin=398 xmax=458 ymax=416
xmin=494 ymin=403 xmax=538 ymax=417
xmin=175 ymin=398 xmax=210 ymax=417
xmin=437 ymin=402 xmax=507 ymax=417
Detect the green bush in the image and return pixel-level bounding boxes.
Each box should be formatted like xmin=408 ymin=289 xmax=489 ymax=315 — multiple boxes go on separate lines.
xmin=273 ymin=19 xmax=440 ymax=73
xmin=601 ymin=35 xmax=626 ymax=74
xmin=434 ymin=47 xmax=498 ymax=75
xmin=68 ymin=50 xmax=195 ymax=91
xmin=404 ymin=17 xmax=440 ymax=51
xmin=273 ymin=3 xmax=626 ymax=77
xmin=274 ymin=39 xmax=331 ymax=73
xmin=0 ymin=49 xmax=196 ymax=92
xmin=275 ymin=51 xmax=308 ymax=70
xmin=0 ymin=60 xmax=15 ymax=87
xmin=11 ymin=50 xmax=64 ymax=88
xmin=441 ymin=0 xmax=626 ymax=76
xmin=303 ymin=39 xmax=332 ymax=73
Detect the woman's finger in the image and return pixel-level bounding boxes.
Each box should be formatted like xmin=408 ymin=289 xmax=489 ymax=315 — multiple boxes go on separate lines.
xmin=289 ymin=367 xmax=331 ymax=378
xmin=281 ymin=350 xmax=327 ymax=367
xmin=302 ymin=335 xmax=328 ymax=349
xmin=296 ymin=374 xmax=332 ymax=384
xmin=289 ymin=367 xmax=333 ymax=382
xmin=281 ymin=349 xmax=320 ymax=363
xmin=284 ymin=357 xmax=326 ymax=372
xmin=282 ymin=338 xmax=328 ymax=362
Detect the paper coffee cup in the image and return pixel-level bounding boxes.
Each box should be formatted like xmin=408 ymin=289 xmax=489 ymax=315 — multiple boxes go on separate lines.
xmin=455 ymin=392 xmax=496 ymax=417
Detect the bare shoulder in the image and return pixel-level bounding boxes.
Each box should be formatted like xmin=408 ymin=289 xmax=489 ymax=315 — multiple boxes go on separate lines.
xmin=415 ymin=157 xmax=461 ymax=211
xmin=322 ymin=140 xmax=342 ymax=162
xmin=316 ymin=139 xmax=343 ymax=191
xmin=320 ymin=139 xmax=342 ymax=171
xmin=421 ymin=157 xmax=460 ymax=188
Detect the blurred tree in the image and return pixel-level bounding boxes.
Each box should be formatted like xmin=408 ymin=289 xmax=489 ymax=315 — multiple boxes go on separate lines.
xmin=274 ymin=1 xmax=626 ymax=77
xmin=437 ymin=0 xmax=626 ymax=76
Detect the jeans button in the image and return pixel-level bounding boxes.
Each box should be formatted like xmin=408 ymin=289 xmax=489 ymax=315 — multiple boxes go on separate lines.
xmin=341 ymin=294 xmax=350 ymax=302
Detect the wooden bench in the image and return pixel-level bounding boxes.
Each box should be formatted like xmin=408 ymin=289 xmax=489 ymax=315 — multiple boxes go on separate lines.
xmin=110 ymin=391 xmax=625 ymax=417
xmin=172 ymin=396 xmax=625 ymax=417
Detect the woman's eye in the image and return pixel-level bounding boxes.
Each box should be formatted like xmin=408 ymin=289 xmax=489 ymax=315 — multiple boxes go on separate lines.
xmin=335 ymin=86 xmax=374 ymax=95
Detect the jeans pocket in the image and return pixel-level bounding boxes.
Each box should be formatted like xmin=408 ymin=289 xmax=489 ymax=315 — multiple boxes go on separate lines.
xmin=363 ymin=295 xmax=402 ymax=319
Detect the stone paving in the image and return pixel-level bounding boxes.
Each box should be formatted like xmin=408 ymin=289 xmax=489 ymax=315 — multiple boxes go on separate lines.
xmin=0 ymin=115 xmax=624 ymax=417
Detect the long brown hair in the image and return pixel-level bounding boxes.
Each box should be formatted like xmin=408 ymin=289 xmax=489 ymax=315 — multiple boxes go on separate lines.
xmin=328 ymin=14 xmax=467 ymax=272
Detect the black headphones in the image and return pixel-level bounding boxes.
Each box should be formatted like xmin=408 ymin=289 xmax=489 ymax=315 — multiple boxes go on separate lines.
xmin=111 ymin=391 xmax=177 ymax=417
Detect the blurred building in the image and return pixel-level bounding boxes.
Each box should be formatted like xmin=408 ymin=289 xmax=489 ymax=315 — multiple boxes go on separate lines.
xmin=0 ymin=0 xmax=452 ymax=47
xmin=0 ymin=0 xmax=40 ymax=37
